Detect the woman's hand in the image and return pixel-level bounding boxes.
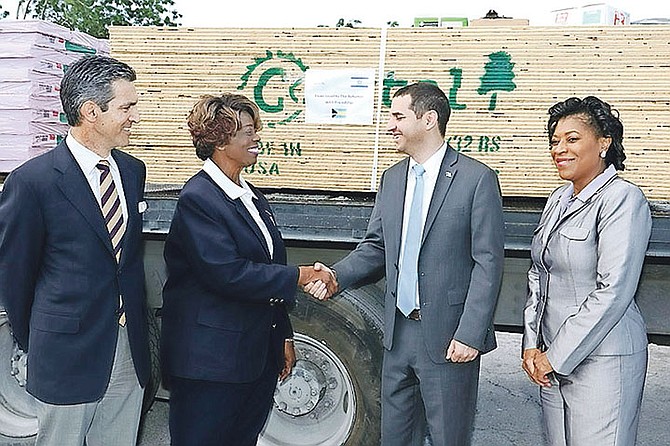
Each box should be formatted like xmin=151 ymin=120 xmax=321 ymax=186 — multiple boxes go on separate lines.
xmin=522 ymin=348 xmax=553 ymax=387
xmin=279 ymin=339 xmax=297 ymax=382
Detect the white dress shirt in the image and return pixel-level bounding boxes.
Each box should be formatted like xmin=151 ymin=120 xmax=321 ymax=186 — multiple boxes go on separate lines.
xmin=66 ymin=132 xmax=128 ymax=222
xmin=399 ymin=142 xmax=448 ymax=308
xmin=202 ymin=159 xmax=274 ymax=259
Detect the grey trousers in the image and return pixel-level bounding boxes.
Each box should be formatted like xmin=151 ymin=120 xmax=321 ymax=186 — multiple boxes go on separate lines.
xmin=34 ymin=326 xmax=143 ymax=446
xmin=381 ymin=312 xmax=481 ymax=446
xmin=541 ymin=349 xmax=647 ymax=446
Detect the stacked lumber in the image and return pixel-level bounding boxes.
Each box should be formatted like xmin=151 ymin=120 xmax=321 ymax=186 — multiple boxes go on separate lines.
xmin=110 ymin=26 xmax=670 ymax=200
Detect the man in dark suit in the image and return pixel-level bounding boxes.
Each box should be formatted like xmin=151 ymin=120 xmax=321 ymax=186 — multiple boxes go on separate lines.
xmin=308 ymin=82 xmax=504 ymax=445
xmin=0 ymin=55 xmax=150 ymax=445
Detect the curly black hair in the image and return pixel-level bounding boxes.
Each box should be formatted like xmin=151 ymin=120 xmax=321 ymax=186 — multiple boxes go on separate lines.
xmin=547 ymin=96 xmax=626 ymax=170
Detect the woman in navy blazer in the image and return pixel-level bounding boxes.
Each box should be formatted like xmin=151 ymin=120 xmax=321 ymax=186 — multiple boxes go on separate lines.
xmin=522 ymin=97 xmax=652 ymax=445
xmin=161 ymin=94 xmax=334 ymax=446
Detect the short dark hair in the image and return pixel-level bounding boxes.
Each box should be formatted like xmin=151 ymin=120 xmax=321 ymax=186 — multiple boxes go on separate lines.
xmin=393 ymin=82 xmax=451 ymax=137
xmin=187 ymin=94 xmax=262 ymax=161
xmin=547 ymin=96 xmax=626 ymax=170
xmin=60 ymin=55 xmax=136 ymax=126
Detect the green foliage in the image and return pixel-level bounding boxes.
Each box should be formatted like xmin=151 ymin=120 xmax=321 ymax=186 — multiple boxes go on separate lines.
xmin=20 ymin=0 xmax=182 ymax=38
xmin=336 ymin=18 xmax=361 ymax=28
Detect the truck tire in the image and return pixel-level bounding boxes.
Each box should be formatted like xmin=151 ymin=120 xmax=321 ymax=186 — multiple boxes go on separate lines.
xmin=0 ymin=309 xmax=36 ymax=444
xmin=0 ymin=308 xmax=161 ymax=444
xmin=259 ymin=285 xmax=384 ymax=446
xmin=142 ymin=307 xmax=162 ymax=415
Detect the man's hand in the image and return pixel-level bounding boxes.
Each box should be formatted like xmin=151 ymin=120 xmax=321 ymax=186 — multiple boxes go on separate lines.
xmin=279 ymin=339 xmax=296 ymax=382
xmin=446 ymin=339 xmax=479 ymax=363
xmin=299 ymin=262 xmax=338 ymax=301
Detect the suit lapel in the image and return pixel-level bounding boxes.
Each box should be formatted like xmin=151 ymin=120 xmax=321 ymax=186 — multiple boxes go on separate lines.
xmin=422 ymin=146 xmax=457 ymax=242
xmin=541 ymin=196 xmax=563 ymax=246
xmin=385 ymin=159 xmax=409 ymax=266
xmin=252 ymin=189 xmax=286 ymax=264
xmin=546 ymin=174 xmax=618 ymax=243
xmin=53 ymin=142 xmax=115 ymax=257
xmin=232 ymin=197 xmax=273 ymax=262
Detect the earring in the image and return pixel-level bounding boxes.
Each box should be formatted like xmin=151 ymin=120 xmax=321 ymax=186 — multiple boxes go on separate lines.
xmin=600 ymin=151 xmax=607 ymax=159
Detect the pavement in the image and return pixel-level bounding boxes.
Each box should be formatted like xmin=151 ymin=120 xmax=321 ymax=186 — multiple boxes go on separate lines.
xmin=137 ymin=332 xmax=670 ymax=446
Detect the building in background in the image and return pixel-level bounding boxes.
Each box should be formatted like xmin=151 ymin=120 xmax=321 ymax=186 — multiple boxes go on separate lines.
xmin=552 ymin=3 xmax=630 ymax=25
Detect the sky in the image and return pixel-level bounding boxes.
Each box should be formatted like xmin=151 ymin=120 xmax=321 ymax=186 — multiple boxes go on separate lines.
xmin=0 ymin=0 xmax=666 ymax=27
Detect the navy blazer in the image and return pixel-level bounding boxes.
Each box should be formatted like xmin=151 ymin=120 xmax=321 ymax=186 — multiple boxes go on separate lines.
xmin=0 ymin=141 xmax=150 ymax=404
xmin=161 ymin=170 xmax=297 ymax=384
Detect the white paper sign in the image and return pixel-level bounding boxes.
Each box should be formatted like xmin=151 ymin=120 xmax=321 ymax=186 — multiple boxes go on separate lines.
xmin=305 ymin=68 xmax=376 ymax=125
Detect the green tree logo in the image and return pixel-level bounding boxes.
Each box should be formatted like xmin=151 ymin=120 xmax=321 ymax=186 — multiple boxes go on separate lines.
xmin=477 ymin=51 xmax=516 ymax=111
xmin=238 ymin=50 xmax=308 ymax=128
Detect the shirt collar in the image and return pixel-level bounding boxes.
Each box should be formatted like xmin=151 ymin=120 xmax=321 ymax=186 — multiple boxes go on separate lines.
xmin=66 ymin=131 xmax=113 ymax=175
xmin=408 ymin=142 xmax=447 ymax=178
xmin=202 ymin=158 xmax=257 ymax=201
xmin=559 ymin=164 xmax=617 ymax=207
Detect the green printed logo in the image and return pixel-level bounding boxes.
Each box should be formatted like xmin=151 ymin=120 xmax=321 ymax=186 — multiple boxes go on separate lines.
xmin=478 ymin=51 xmax=516 ymax=111
xmin=237 ymin=50 xmax=309 ymax=128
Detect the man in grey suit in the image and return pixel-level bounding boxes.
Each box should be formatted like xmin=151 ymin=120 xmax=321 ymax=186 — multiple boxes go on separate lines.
xmin=307 ymin=82 xmax=504 ymax=445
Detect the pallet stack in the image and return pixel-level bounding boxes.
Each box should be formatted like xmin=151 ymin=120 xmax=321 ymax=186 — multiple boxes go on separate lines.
xmin=110 ymin=25 xmax=670 ymax=200
xmin=0 ymin=20 xmax=108 ymax=172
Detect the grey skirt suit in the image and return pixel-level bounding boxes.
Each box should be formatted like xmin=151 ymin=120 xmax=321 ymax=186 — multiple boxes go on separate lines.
xmin=523 ymin=175 xmax=652 ymax=445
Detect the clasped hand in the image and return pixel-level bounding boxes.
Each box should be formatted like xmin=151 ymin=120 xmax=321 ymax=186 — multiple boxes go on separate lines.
xmin=298 ymin=262 xmax=338 ymax=301
xmin=522 ymin=348 xmax=554 ymax=387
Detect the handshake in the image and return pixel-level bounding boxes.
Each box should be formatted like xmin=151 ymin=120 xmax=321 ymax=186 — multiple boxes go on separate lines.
xmin=297 ymin=262 xmax=338 ymax=301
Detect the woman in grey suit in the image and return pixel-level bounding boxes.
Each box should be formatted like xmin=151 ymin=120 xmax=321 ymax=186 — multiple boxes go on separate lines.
xmin=522 ymin=96 xmax=652 ymax=445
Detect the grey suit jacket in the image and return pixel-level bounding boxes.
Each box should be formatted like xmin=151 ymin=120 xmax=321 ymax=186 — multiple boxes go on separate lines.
xmin=522 ymin=175 xmax=652 ymax=376
xmin=334 ymin=146 xmax=504 ymax=363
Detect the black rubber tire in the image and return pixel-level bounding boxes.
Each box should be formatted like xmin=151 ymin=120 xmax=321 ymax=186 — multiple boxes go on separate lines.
xmin=284 ymin=284 xmax=384 ymax=446
xmin=141 ymin=307 xmax=162 ymax=415
xmin=0 ymin=310 xmax=36 ymax=445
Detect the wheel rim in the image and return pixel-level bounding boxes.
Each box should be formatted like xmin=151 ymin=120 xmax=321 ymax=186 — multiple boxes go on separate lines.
xmin=259 ymin=332 xmax=356 ymax=446
xmin=0 ymin=312 xmax=37 ymax=438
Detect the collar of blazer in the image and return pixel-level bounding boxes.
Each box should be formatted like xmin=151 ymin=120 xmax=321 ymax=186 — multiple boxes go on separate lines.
xmin=53 ymin=142 xmax=120 ymax=260
xmin=201 ymin=171 xmax=277 ymax=262
xmin=387 ymin=144 xmax=459 ymax=248
xmin=545 ymin=173 xmax=619 ymax=239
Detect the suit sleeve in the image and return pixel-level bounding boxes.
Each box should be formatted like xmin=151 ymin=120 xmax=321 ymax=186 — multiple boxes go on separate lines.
xmin=546 ymin=188 xmax=652 ymax=375
xmin=0 ymin=172 xmax=45 ymax=350
xmin=333 ymin=172 xmax=387 ymax=290
xmin=453 ymin=168 xmax=505 ymax=351
xmin=169 ymin=188 xmax=299 ymax=304
xmin=522 ymin=262 xmax=542 ymax=353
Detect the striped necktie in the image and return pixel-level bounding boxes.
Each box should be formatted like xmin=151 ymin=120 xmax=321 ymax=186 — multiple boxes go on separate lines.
xmin=96 ymin=160 xmax=126 ymax=262
xmin=97 ymin=160 xmax=127 ymax=326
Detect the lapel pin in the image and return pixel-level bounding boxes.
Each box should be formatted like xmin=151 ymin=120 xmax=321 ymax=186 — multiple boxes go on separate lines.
xmin=445 ymin=171 xmax=452 ymax=178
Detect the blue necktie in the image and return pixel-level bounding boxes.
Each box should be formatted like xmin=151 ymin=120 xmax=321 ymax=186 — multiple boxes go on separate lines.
xmin=397 ymin=164 xmax=425 ymax=316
